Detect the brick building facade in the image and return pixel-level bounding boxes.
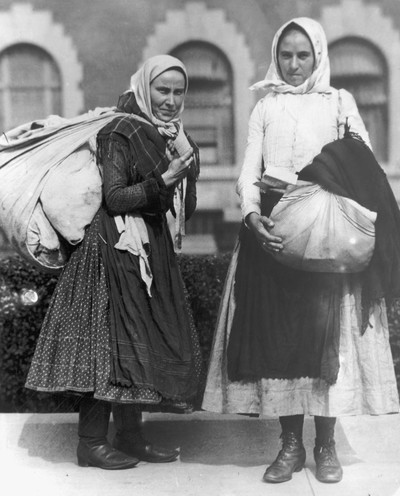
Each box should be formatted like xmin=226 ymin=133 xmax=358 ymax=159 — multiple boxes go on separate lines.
xmin=0 ymin=0 xmax=400 ymax=254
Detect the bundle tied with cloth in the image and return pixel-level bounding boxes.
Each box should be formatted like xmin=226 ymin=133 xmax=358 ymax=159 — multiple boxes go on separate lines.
xmin=0 ymin=107 xmax=143 ymax=272
xmin=260 ymin=127 xmax=400 ymax=315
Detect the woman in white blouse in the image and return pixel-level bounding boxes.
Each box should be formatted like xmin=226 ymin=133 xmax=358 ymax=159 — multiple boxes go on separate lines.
xmin=202 ymin=17 xmax=399 ymax=485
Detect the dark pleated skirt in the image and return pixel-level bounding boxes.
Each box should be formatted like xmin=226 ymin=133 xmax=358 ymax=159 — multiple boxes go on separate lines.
xmin=227 ymin=194 xmax=342 ymax=384
xmin=99 ymin=209 xmax=201 ymax=400
xmin=26 ymin=209 xmax=202 ymax=404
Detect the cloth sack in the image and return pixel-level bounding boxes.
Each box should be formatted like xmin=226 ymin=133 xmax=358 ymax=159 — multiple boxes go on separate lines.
xmin=40 ymin=141 xmax=101 ymax=246
xmin=0 ymin=108 xmax=126 ymax=271
xmin=269 ymin=182 xmax=377 ymax=273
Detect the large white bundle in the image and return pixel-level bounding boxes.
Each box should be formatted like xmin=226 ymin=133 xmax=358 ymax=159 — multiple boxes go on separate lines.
xmin=41 ymin=141 xmax=102 ymax=247
xmin=269 ymin=182 xmax=377 ymax=273
xmin=0 ymin=108 xmax=123 ymax=271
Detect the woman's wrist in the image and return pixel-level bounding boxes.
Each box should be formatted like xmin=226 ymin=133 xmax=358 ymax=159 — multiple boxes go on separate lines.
xmin=245 ymin=212 xmax=259 ymax=225
xmin=161 ymin=170 xmax=174 ymax=187
xmin=245 ymin=212 xmax=260 ymax=232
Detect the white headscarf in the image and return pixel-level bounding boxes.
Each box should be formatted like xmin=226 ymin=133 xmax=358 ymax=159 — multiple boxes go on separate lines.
xmin=250 ymin=17 xmax=331 ymax=94
xmin=129 ymin=54 xmax=188 ymax=138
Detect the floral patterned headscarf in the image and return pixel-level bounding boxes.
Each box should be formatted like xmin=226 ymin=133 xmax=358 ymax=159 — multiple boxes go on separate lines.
xmin=128 ymin=54 xmax=188 ymax=138
xmin=250 ymin=17 xmax=331 ymax=94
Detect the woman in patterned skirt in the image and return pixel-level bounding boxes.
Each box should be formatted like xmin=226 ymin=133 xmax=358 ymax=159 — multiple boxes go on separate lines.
xmin=26 ymin=55 xmax=202 ymax=470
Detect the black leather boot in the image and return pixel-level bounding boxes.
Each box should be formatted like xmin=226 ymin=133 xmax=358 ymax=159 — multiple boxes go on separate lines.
xmin=263 ymin=415 xmax=306 ymax=483
xmin=112 ymin=403 xmax=180 ymax=463
xmin=77 ymin=397 xmax=139 ymax=470
xmin=313 ymin=416 xmax=343 ymax=483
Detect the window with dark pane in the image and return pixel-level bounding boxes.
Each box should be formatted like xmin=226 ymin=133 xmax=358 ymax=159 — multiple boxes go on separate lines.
xmin=171 ymin=42 xmax=234 ymax=165
xmin=330 ymin=37 xmax=388 ymax=162
xmin=0 ymin=43 xmax=62 ymax=132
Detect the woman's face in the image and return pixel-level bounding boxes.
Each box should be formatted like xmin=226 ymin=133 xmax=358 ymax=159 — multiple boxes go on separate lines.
xmin=150 ymin=69 xmax=186 ymax=122
xmin=277 ymin=29 xmax=315 ymax=86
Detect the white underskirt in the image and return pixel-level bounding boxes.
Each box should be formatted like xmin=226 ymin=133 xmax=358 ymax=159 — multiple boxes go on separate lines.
xmin=202 ymin=245 xmax=400 ymax=417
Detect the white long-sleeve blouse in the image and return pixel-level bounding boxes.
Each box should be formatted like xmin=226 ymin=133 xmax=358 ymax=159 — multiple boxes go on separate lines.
xmin=237 ymin=88 xmax=371 ymax=221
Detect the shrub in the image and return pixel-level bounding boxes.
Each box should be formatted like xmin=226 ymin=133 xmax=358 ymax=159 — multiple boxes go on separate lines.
xmin=0 ymin=256 xmax=68 ymax=412
xmin=179 ymin=253 xmax=231 ymax=365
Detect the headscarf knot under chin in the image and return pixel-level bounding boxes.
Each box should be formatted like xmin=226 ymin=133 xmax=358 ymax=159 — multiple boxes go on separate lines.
xmin=250 ymin=17 xmax=331 ymax=95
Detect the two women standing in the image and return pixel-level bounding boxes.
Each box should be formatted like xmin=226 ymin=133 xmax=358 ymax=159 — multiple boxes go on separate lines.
xmin=25 ymin=16 xmax=400 ymax=486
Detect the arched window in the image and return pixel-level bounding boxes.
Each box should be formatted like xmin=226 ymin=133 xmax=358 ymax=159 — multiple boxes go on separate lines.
xmin=171 ymin=42 xmax=234 ymax=165
xmin=330 ymin=37 xmax=388 ymax=162
xmin=0 ymin=43 xmax=62 ymax=132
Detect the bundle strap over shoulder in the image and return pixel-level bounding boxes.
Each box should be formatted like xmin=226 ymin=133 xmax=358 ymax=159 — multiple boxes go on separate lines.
xmin=0 ymin=106 xmax=157 ymax=271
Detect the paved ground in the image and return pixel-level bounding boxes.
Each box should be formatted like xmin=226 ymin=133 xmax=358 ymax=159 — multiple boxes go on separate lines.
xmin=1 ymin=411 xmax=400 ymax=496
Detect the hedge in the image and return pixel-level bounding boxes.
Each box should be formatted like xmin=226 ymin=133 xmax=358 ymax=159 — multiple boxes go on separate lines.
xmin=1 ymin=254 xmax=400 ymax=412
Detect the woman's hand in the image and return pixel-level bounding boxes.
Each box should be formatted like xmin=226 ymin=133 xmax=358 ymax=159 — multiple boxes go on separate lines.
xmin=246 ymin=212 xmax=283 ymax=253
xmin=162 ymin=148 xmax=193 ymax=187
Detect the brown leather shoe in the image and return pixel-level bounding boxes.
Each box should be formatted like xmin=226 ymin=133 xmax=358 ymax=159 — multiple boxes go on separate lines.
xmin=314 ymin=440 xmax=343 ymax=483
xmin=114 ymin=437 xmax=180 ymax=463
xmin=77 ymin=440 xmax=139 ymax=470
xmin=263 ymin=432 xmax=306 ymax=483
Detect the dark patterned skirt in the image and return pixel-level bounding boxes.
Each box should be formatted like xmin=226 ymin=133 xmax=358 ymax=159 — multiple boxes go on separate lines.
xmin=26 ymin=209 xmax=202 ymax=405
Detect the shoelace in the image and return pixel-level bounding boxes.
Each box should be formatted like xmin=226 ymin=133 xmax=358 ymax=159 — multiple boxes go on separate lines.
xmin=275 ymin=433 xmax=303 ymax=461
xmin=316 ymin=445 xmax=338 ymax=466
